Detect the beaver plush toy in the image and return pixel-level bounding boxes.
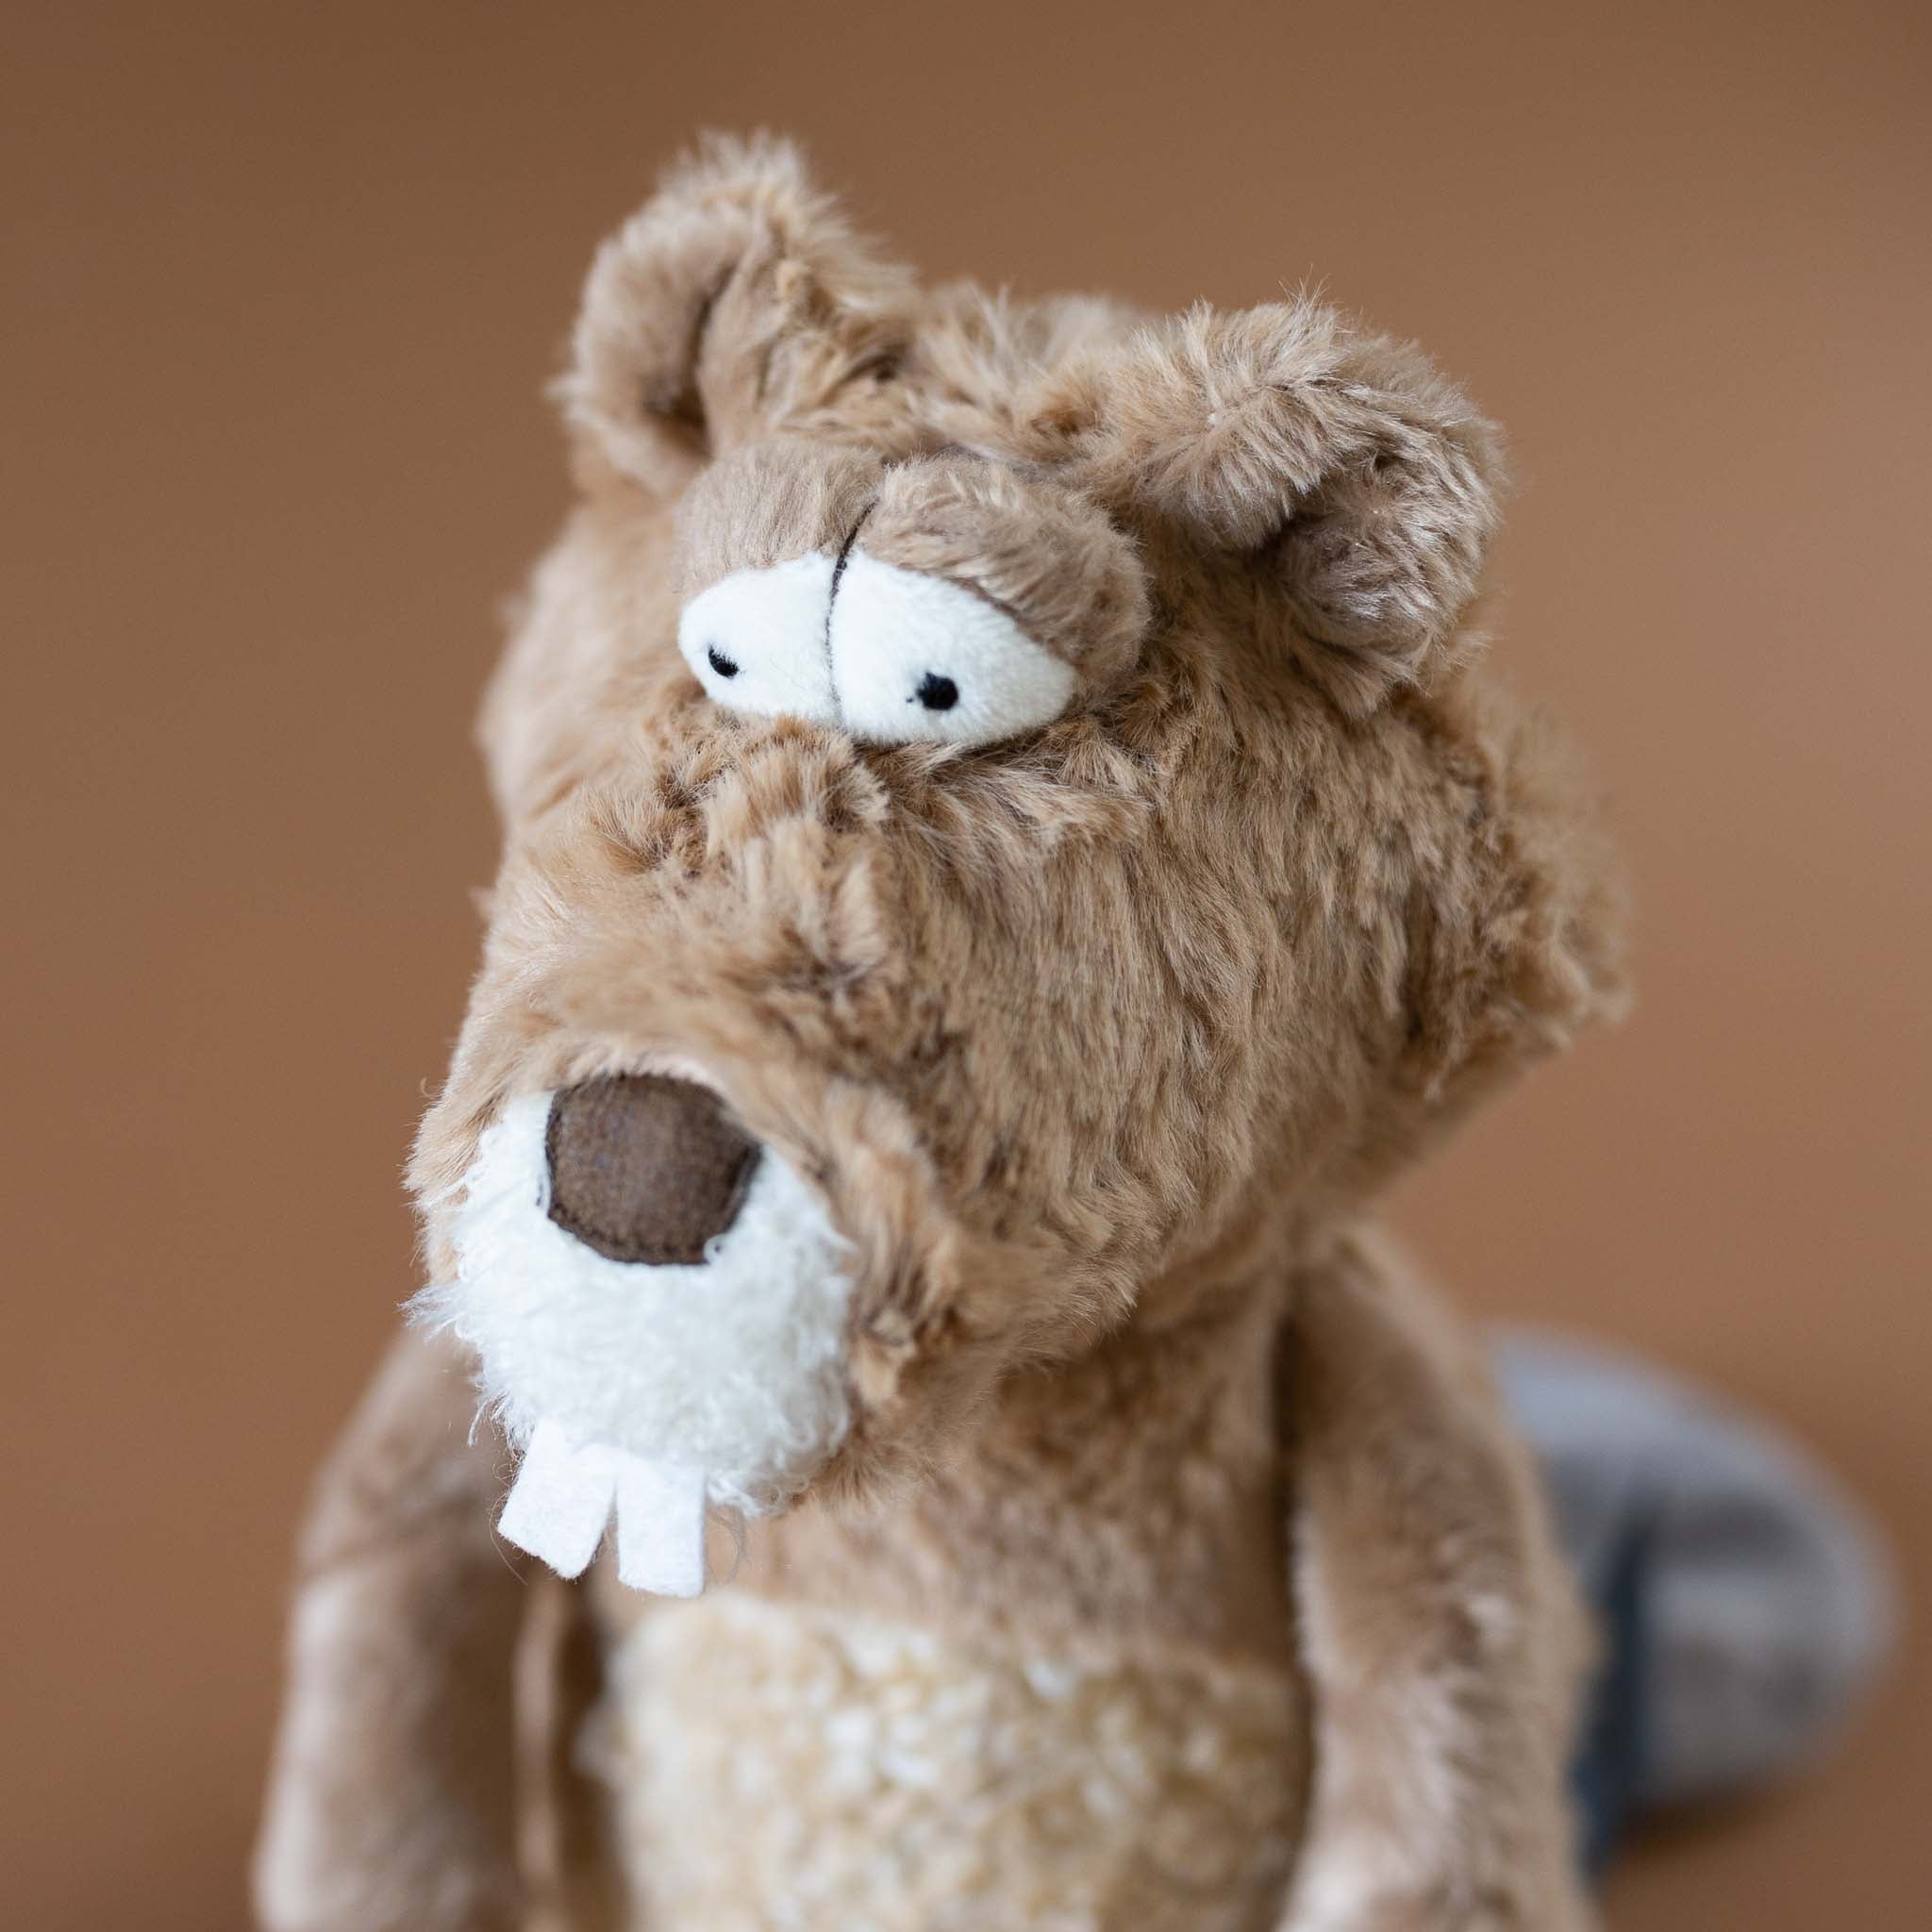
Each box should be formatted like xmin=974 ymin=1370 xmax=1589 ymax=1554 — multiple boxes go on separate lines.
xmin=256 ymin=136 xmax=1628 ymax=1932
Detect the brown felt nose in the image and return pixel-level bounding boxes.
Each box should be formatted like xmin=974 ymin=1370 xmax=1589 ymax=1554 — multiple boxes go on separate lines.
xmin=544 ymin=1074 xmax=759 ymax=1265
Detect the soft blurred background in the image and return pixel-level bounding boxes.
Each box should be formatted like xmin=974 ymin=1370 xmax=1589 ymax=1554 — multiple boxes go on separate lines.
xmin=5 ymin=3 xmax=1927 ymax=1926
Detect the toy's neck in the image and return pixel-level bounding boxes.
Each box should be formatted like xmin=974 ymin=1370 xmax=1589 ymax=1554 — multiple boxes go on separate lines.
xmin=689 ymin=1257 xmax=1303 ymax=1663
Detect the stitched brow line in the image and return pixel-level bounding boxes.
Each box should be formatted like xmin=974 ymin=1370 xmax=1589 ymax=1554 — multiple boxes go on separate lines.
xmin=820 ymin=503 xmax=874 ymax=732
xmin=942 ymin=574 xmax=1040 ymax=640
xmin=823 ymin=506 xmax=870 ymax=655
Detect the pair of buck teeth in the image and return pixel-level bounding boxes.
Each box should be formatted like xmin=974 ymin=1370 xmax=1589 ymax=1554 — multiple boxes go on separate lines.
xmin=499 ymin=1418 xmax=708 ymax=1597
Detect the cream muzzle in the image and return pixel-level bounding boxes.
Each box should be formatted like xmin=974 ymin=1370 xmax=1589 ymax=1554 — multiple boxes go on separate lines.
xmin=419 ymin=1081 xmax=857 ymax=1596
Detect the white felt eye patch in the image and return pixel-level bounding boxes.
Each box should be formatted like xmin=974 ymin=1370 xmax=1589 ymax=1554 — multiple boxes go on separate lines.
xmin=827 ymin=553 xmax=1077 ymax=747
xmin=678 ymin=551 xmax=1076 ymax=748
xmin=677 ymin=552 xmax=841 ymax=724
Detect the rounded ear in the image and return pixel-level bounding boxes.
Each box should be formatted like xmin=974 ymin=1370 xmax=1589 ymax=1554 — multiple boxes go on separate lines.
xmin=558 ymin=134 xmax=916 ymax=495
xmin=1078 ymin=301 xmax=1506 ymax=716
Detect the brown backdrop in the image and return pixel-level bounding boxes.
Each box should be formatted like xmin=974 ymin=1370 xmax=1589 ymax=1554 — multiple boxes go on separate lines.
xmin=5 ymin=4 xmax=1927 ymax=1926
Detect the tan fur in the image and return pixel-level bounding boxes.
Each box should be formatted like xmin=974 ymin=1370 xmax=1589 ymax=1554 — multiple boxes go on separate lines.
xmin=259 ymin=136 xmax=1624 ymax=1931
xmin=859 ymin=452 xmax=1151 ymax=680
xmin=1074 ymin=302 xmax=1506 ymax=717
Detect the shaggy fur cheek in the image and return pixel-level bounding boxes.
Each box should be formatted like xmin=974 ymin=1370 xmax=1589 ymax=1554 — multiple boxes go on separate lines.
xmin=415 ymin=1091 xmax=858 ymax=1543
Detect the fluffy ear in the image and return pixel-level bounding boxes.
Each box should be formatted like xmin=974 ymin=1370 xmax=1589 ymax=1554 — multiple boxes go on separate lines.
xmin=1079 ymin=301 xmax=1505 ymax=716
xmin=558 ymin=135 xmax=916 ymax=494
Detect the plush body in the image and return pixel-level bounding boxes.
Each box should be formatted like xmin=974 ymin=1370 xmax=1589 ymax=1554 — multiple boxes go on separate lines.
xmin=258 ymin=138 xmax=1624 ymax=1931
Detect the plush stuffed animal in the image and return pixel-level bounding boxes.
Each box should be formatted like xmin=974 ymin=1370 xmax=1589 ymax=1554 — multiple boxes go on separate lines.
xmin=256 ymin=136 xmax=1632 ymax=1932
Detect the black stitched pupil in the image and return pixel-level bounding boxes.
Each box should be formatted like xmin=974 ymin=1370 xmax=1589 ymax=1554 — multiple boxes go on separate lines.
xmin=914 ymin=674 xmax=958 ymax=712
xmin=707 ymin=644 xmax=739 ymax=679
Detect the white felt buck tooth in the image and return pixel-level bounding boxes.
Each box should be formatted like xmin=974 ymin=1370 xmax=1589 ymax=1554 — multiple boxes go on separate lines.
xmin=677 ymin=552 xmax=841 ymax=724
xmin=828 ymin=551 xmax=1078 ymax=748
xmin=497 ymin=1421 xmax=708 ymax=1597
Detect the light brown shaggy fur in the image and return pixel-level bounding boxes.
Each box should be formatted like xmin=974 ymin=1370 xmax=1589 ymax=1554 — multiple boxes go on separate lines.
xmin=257 ymin=134 xmax=1624 ymax=1931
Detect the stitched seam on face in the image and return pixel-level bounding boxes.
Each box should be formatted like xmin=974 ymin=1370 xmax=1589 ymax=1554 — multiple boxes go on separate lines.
xmin=823 ymin=506 xmax=872 ymax=728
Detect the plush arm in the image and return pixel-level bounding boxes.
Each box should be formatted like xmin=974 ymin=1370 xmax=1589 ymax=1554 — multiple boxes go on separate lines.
xmin=1279 ymin=1237 xmax=1598 ymax=1932
xmin=254 ymin=1328 xmax=531 ymax=1932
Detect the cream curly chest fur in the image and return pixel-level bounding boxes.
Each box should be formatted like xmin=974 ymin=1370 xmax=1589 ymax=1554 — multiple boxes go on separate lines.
xmin=603 ymin=1591 xmax=1309 ymax=1932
